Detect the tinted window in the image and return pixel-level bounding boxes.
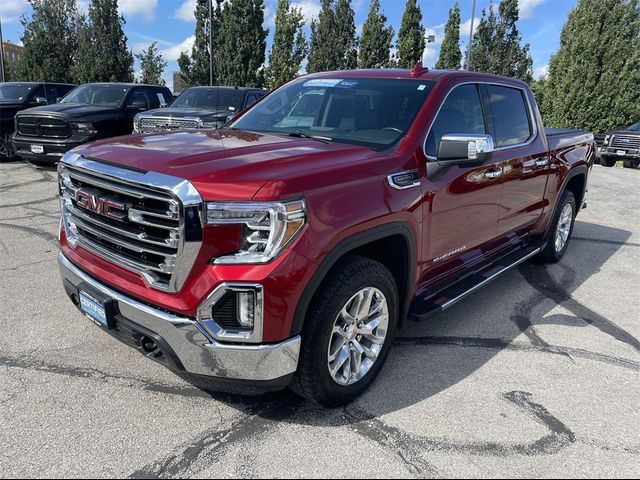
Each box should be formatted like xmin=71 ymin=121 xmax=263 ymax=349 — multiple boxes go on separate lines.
xmin=487 ymin=85 xmax=532 ymax=147
xmin=245 ymin=93 xmax=259 ymax=107
xmin=62 ymin=85 xmax=129 ymax=107
xmin=0 ymin=83 xmax=38 ymax=102
xmin=172 ymin=87 xmax=246 ymax=112
xmin=127 ymin=89 xmax=150 ymax=109
xmin=425 ymin=84 xmax=486 ymax=157
xmin=30 ymin=85 xmax=46 ymax=101
xmin=231 ymin=78 xmax=436 ymax=151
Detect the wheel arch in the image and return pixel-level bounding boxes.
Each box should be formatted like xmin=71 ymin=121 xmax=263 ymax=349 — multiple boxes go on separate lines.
xmin=544 ymin=166 xmax=588 ymax=239
xmin=291 ymin=222 xmax=416 ymax=336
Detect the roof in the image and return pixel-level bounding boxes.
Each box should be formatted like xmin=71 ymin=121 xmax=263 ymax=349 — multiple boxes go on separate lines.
xmin=1 ymin=81 xmax=77 ymax=86
xmin=187 ymin=86 xmax=264 ymax=91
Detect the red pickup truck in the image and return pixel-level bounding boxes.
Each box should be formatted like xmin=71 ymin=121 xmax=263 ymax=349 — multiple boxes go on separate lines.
xmin=57 ymin=68 xmax=595 ymax=406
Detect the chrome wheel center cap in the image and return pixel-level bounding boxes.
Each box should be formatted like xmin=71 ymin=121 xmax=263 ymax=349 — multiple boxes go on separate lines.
xmin=346 ymin=324 xmax=358 ymax=341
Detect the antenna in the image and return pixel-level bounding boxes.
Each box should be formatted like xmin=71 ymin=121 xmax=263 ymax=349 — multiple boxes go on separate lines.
xmin=410 ymin=62 xmax=428 ymax=77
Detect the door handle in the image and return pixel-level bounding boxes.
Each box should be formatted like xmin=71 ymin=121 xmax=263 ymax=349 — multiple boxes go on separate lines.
xmin=484 ymin=169 xmax=502 ymax=179
xmin=535 ymin=157 xmax=549 ymax=168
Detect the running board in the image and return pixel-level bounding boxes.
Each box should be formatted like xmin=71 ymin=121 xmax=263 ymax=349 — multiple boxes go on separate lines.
xmin=408 ymin=241 xmax=544 ymax=321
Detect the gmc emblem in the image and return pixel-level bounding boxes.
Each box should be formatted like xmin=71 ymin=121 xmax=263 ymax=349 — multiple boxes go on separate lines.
xmin=75 ymin=188 xmax=127 ymax=222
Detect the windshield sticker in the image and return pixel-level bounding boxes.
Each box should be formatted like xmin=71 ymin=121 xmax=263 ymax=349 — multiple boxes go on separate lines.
xmin=228 ymin=106 xmax=236 ymax=111
xmin=417 ymin=84 xmax=427 ymax=91
xmin=336 ymin=80 xmax=358 ymax=88
xmin=303 ymin=79 xmax=343 ymax=88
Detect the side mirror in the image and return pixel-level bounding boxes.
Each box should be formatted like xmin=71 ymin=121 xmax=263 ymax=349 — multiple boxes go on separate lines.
xmin=128 ymin=100 xmax=148 ymax=110
xmin=56 ymin=97 xmax=63 ymax=103
xmin=33 ymin=96 xmax=48 ymax=106
xmin=438 ymin=134 xmax=495 ymax=163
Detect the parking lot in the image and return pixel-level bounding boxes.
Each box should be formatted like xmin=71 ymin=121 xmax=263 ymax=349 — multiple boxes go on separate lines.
xmin=0 ymin=161 xmax=638 ymax=478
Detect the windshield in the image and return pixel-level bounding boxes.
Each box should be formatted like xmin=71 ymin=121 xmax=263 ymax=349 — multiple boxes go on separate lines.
xmin=625 ymin=121 xmax=640 ymax=132
xmin=172 ymin=88 xmax=245 ymax=111
xmin=0 ymin=83 xmax=37 ymax=102
xmin=60 ymin=84 xmax=129 ymax=107
xmin=230 ymin=77 xmax=436 ymax=150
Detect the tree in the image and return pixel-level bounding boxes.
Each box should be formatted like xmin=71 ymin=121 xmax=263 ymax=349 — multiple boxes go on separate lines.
xmin=435 ymin=2 xmax=461 ymax=70
xmin=334 ymin=0 xmax=358 ymax=69
xmin=73 ymin=0 xmax=133 ymax=83
xmin=307 ymin=0 xmax=339 ymax=72
xmin=396 ymin=0 xmax=425 ymax=68
xmin=358 ymin=0 xmax=394 ymax=69
xmin=541 ymin=0 xmax=640 ymax=132
xmin=217 ymin=0 xmax=268 ymax=87
xmin=467 ymin=0 xmax=532 ymax=82
xmin=18 ymin=0 xmax=78 ymax=83
xmin=265 ymin=0 xmax=307 ymax=88
xmin=135 ymin=42 xmax=167 ymax=85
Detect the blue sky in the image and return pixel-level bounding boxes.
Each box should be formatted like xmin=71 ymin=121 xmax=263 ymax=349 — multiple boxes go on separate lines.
xmin=0 ymin=0 xmax=577 ymax=90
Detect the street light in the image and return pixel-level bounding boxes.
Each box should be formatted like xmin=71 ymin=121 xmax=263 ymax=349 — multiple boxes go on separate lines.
xmin=426 ymin=35 xmax=436 ymax=44
xmin=0 ymin=18 xmax=5 ymax=83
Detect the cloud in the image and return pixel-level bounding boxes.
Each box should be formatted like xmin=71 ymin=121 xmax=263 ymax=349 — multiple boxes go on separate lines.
xmin=0 ymin=0 xmax=28 ymax=23
xmin=173 ymin=0 xmax=196 ymax=22
xmin=118 ymin=0 xmax=159 ymax=22
xmin=533 ymin=64 xmax=549 ymax=79
xmin=292 ymin=1 xmax=322 ymax=24
xmin=161 ymin=35 xmax=196 ymax=62
xmin=518 ymin=0 xmax=548 ymax=19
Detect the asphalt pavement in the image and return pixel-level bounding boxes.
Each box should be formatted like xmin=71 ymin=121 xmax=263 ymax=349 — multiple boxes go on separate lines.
xmin=0 ymin=161 xmax=638 ymax=478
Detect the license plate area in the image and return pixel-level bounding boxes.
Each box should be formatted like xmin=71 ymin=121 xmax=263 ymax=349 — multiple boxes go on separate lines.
xmin=78 ymin=288 xmax=115 ymax=329
xmin=31 ymin=144 xmax=44 ymax=154
xmin=616 ymin=150 xmax=626 ymax=156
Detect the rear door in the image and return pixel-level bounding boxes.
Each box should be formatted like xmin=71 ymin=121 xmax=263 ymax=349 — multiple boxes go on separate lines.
xmin=482 ymin=84 xmax=550 ymax=237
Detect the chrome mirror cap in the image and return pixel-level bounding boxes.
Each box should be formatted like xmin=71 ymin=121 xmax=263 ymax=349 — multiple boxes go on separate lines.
xmin=440 ymin=134 xmax=495 ymax=160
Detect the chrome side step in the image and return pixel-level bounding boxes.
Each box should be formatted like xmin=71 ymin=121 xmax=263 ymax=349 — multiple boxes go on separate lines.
xmin=408 ymin=241 xmax=544 ymax=321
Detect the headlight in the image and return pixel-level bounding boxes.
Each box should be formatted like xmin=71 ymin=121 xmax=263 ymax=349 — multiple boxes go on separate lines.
xmin=205 ymin=199 xmax=306 ymax=264
xmin=132 ymin=113 xmax=142 ymax=133
xmin=70 ymin=122 xmax=96 ymax=134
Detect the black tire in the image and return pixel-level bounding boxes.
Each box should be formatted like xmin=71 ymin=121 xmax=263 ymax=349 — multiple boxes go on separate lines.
xmin=600 ymin=157 xmax=617 ymax=167
xmin=292 ymin=254 xmax=399 ymax=407
xmin=537 ymin=190 xmax=577 ymax=263
xmin=0 ymin=134 xmax=18 ymax=162
xmin=623 ymin=160 xmax=639 ymax=169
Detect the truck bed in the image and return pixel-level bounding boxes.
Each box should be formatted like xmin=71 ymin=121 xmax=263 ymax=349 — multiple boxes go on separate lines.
xmin=545 ymin=127 xmax=594 ymax=151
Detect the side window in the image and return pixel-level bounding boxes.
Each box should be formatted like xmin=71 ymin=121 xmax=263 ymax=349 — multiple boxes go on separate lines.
xmin=30 ymin=85 xmax=46 ymax=102
xmin=486 ymin=85 xmax=533 ymax=147
xmin=245 ymin=93 xmax=259 ymax=107
xmin=126 ymin=89 xmax=150 ymax=109
xmin=45 ymin=85 xmax=58 ymax=103
xmin=425 ymin=84 xmax=486 ymax=157
xmin=147 ymin=88 xmax=161 ymax=109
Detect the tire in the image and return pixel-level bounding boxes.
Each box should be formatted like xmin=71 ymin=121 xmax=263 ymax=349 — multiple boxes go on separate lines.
xmin=600 ymin=157 xmax=617 ymax=167
xmin=537 ymin=190 xmax=577 ymax=263
xmin=292 ymin=254 xmax=399 ymax=407
xmin=623 ymin=160 xmax=639 ymax=169
xmin=0 ymin=134 xmax=18 ymax=162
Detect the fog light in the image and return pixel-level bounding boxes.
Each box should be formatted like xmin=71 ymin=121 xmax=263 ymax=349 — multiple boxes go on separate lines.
xmin=237 ymin=291 xmax=255 ymax=328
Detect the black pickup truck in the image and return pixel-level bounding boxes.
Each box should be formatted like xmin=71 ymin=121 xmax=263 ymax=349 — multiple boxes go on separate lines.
xmin=132 ymin=86 xmax=266 ymax=133
xmin=597 ymin=121 xmax=640 ymax=168
xmin=0 ymin=82 xmax=76 ymax=161
xmin=12 ymin=83 xmax=172 ymax=163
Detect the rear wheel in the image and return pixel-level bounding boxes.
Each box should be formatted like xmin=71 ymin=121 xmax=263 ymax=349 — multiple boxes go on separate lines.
xmin=600 ymin=157 xmax=617 ymax=167
xmin=292 ymin=254 xmax=398 ymax=406
xmin=538 ymin=190 xmax=576 ymax=263
xmin=623 ymin=160 xmax=639 ymax=169
xmin=0 ymin=134 xmax=17 ymax=162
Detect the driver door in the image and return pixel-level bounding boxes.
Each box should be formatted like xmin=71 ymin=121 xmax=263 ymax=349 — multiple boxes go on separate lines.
xmin=420 ymin=83 xmax=503 ymax=286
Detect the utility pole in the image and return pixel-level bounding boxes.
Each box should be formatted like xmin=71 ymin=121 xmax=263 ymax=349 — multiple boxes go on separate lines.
xmin=465 ymin=0 xmax=477 ymax=70
xmin=208 ymin=0 xmax=213 ymax=86
xmin=0 ymin=18 xmax=5 ymax=83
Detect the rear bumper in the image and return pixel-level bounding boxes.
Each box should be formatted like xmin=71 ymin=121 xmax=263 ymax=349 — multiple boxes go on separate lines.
xmin=58 ymin=252 xmax=301 ymax=386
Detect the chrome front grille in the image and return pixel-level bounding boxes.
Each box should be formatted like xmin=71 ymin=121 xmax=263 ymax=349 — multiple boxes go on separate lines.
xmin=17 ymin=116 xmax=71 ymax=138
xmin=610 ymin=135 xmax=640 ymax=150
xmin=59 ymin=154 xmax=203 ymax=292
xmin=139 ymin=117 xmax=201 ymax=133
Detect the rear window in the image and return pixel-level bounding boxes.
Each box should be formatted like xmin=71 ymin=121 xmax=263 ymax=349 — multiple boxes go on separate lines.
xmin=486 ymin=85 xmax=533 ymax=147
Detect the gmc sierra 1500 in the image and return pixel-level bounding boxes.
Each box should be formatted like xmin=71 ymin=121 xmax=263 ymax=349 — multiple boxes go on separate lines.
xmin=57 ymin=67 xmax=595 ymax=406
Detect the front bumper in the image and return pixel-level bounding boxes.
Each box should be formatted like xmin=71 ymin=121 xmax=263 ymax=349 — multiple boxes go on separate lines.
xmin=598 ymin=146 xmax=640 ymax=160
xmin=58 ymin=252 xmax=301 ymax=385
xmin=12 ymin=136 xmax=85 ymax=163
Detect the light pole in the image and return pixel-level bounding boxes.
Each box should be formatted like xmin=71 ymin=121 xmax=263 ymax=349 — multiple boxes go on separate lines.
xmin=465 ymin=0 xmax=477 ymax=70
xmin=209 ymin=0 xmax=213 ymax=86
xmin=0 ymin=18 xmax=5 ymax=83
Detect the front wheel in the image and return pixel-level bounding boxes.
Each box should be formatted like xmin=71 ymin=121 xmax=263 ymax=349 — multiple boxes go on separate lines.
xmin=623 ymin=160 xmax=639 ymax=169
xmin=537 ymin=190 xmax=576 ymax=263
xmin=600 ymin=157 xmax=617 ymax=167
xmin=0 ymin=134 xmax=17 ymax=162
xmin=292 ymin=255 xmax=398 ymax=406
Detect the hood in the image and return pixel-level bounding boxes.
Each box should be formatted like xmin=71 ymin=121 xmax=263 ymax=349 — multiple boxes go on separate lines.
xmin=73 ymin=128 xmax=379 ymax=201
xmin=143 ymin=107 xmax=233 ymax=121
xmin=609 ymin=128 xmax=640 ymax=137
xmin=0 ymin=102 xmax=27 ymax=120
xmin=17 ymin=103 xmax=120 ymax=120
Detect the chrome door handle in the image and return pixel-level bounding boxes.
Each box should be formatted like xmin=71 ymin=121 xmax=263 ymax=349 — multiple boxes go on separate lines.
xmin=535 ymin=157 xmax=549 ymax=168
xmin=484 ymin=169 xmax=502 ymax=179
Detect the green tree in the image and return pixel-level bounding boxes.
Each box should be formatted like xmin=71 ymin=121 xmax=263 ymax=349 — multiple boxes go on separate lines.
xmin=335 ymin=0 xmax=358 ymax=69
xmin=435 ymin=2 xmax=461 ymax=69
xmin=18 ymin=0 xmax=78 ymax=83
xmin=307 ymin=0 xmax=339 ymax=72
xmin=73 ymin=0 xmax=133 ymax=83
xmin=396 ymin=0 xmax=426 ymax=68
xmin=358 ymin=0 xmax=394 ymax=69
xmin=135 ymin=42 xmax=167 ymax=85
xmin=217 ymin=0 xmax=268 ymax=87
xmin=265 ymin=0 xmax=307 ymax=88
xmin=184 ymin=0 xmax=221 ymax=87
xmin=541 ymin=0 xmax=640 ymax=132
xmin=467 ymin=0 xmax=532 ymax=82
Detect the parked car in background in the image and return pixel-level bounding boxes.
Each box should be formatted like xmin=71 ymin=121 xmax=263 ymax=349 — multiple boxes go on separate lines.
xmin=57 ymin=68 xmax=595 ymax=406
xmin=0 ymin=82 xmax=76 ymax=161
xmin=132 ymin=86 xmax=266 ymax=133
xmin=597 ymin=121 xmax=640 ymax=168
xmin=11 ymin=83 xmax=172 ymax=163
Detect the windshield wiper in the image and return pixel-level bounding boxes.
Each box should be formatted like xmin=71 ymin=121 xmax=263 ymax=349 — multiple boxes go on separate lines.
xmin=286 ymin=131 xmax=333 ymax=144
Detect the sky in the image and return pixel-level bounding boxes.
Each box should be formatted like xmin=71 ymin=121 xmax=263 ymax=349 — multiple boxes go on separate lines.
xmin=0 ymin=0 xmax=578 ymax=90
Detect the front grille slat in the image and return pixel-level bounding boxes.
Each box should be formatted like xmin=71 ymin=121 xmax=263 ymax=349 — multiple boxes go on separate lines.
xmin=139 ymin=117 xmax=201 ymax=133
xmin=17 ymin=116 xmax=71 ymax=138
xmin=59 ymin=160 xmax=200 ymax=292
xmin=610 ymin=135 xmax=640 ymax=150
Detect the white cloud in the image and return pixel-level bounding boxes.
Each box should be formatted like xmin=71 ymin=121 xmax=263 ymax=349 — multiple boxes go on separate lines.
xmin=533 ymin=64 xmax=549 ymax=79
xmin=292 ymin=1 xmax=322 ymax=24
xmin=518 ymin=0 xmax=548 ymax=19
xmin=460 ymin=17 xmax=481 ymax=38
xmin=422 ymin=23 xmax=445 ymax=66
xmin=0 ymin=0 xmax=28 ymax=23
xmin=173 ymin=0 xmax=196 ymax=22
xmin=161 ymin=35 xmax=196 ymax=62
xmin=118 ymin=0 xmax=159 ymax=22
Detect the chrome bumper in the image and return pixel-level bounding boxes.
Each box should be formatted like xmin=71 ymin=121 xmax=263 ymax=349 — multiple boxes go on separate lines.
xmin=58 ymin=252 xmax=301 ymax=383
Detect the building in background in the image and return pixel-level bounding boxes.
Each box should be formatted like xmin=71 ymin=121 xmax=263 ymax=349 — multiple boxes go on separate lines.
xmin=2 ymin=41 xmax=23 ymax=65
xmin=172 ymin=71 xmax=186 ymax=94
